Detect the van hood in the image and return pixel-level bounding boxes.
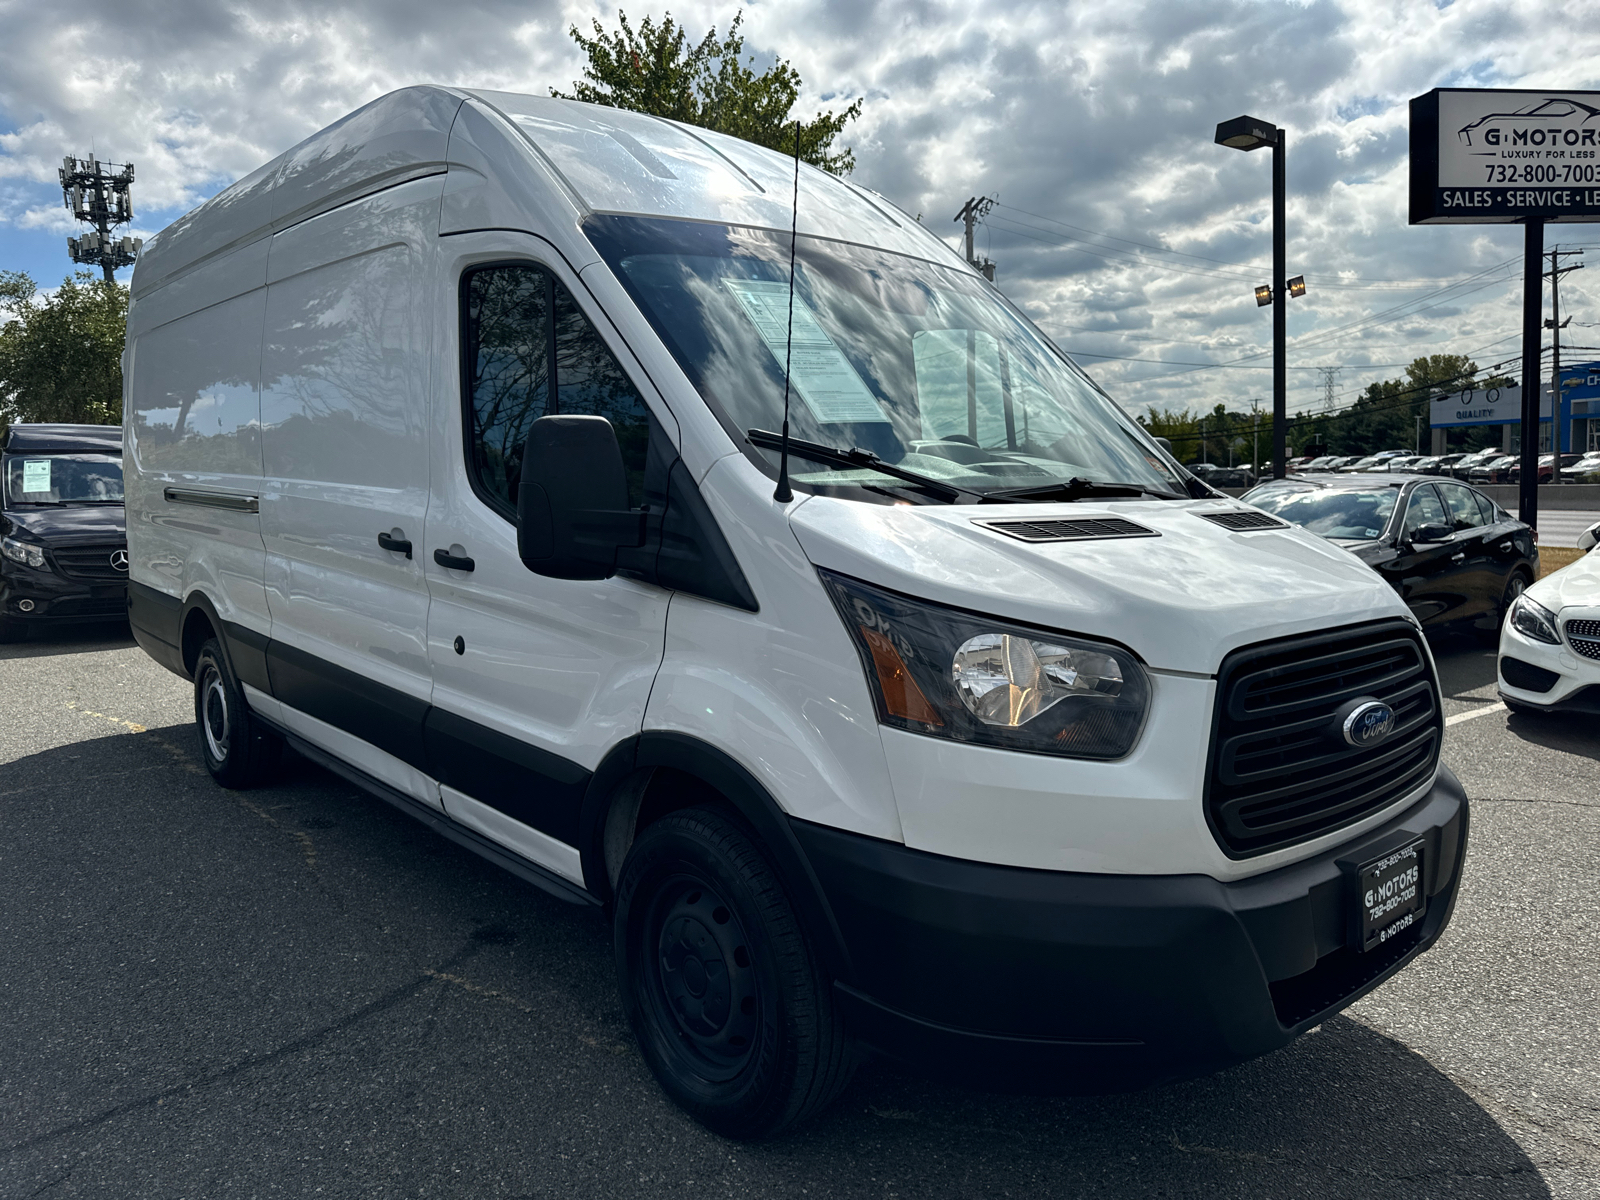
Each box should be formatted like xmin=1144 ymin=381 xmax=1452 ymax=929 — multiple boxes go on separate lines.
xmin=3 ymin=504 xmax=126 ymax=542
xmin=788 ymin=496 xmax=1409 ymax=675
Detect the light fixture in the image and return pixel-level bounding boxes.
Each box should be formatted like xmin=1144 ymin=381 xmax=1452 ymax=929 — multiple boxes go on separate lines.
xmin=1255 ymin=285 xmax=1272 ymax=307
xmin=1288 ymin=275 xmax=1307 ymax=298
xmin=1214 ymin=115 xmax=1279 ymax=151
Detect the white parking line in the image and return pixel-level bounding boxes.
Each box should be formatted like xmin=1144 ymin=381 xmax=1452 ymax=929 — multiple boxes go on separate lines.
xmin=1445 ymin=701 xmax=1507 ymax=727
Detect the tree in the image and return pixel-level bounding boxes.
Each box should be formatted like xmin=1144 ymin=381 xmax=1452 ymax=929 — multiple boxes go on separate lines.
xmin=0 ymin=271 xmax=128 ymax=432
xmin=1314 ymin=355 xmax=1480 ymax=456
xmin=553 ymin=10 xmax=862 ymax=174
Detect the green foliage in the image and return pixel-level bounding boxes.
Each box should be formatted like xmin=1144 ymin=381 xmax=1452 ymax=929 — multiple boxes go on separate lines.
xmin=1139 ymin=403 xmax=1274 ymax=468
xmin=0 ymin=271 xmax=127 ymax=433
xmin=1294 ymin=355 xmax=1484 ymax=456
xmin=553 ymin=10 xmax=862 ymax=174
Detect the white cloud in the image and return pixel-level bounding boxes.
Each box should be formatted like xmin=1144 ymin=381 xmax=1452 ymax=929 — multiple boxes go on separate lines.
xmin=3 ymin=0 xmax=1599 ymax=419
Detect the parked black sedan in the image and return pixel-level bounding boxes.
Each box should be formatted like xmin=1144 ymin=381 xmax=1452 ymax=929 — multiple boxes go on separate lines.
xmin=0 ymin=423 xmax=127 ymax=642
xmin=1242 ymin=473 xmax=1538 ymax=635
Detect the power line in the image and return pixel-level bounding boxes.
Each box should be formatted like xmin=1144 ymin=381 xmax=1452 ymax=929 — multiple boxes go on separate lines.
xmin=989 ymin=200 xmax=1514 ymax=291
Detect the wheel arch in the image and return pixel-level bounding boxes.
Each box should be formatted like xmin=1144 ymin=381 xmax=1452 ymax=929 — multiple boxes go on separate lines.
xmin=579 ymin=731 xmax=856 ymax=986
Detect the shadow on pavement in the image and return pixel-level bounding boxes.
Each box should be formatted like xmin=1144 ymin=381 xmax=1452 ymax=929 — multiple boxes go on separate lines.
xmin=0 ymin=619 xmax=134 ymax=661
xmin=0 ymin=733 xmax=1550 ymax=1200
xmin=1506 ymin=708 xmax=1600 ymax=762
xmin=1428 ymin=630 xmax=1500 ymax=698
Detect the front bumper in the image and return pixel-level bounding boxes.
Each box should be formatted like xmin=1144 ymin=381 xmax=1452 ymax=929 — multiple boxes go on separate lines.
xmin=793 ymin=766 xmax=1468 ymax=1093
xmin=0 ymin=563 xmax=127 ymax=624
xmin=1498 ymin=609 xmax=1600 ymax=712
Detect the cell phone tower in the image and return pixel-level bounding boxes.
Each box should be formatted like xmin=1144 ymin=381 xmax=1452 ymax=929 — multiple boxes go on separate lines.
xmin=59 ymin=155 xmax=142 ymax=282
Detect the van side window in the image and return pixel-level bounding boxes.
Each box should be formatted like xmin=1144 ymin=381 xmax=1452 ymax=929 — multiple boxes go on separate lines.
xmin=463 ymin=264 xmax=650 ymax=515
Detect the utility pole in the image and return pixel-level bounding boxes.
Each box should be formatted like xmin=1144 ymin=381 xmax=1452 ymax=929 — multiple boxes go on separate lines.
xmin=1545 ymin=246 xmax=1584 ymax=485
xmin=59 ymin=155 xmax=141 ymax=281
xmin=953 ymin=196 xmax=997 ymax=281
xmin=1250 ymin=399 xmax=1262 ymax=475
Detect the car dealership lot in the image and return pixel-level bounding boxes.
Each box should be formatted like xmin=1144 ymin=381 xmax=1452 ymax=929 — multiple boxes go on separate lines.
xmin=2 ymin=626 xmax=1596 ymax=1199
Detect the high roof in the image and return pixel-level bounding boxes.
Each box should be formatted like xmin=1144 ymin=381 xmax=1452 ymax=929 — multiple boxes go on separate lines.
xmin=4 ymin=424 xmax=123 ymax=454
xmin=132 ymin=86 xmax=967 ymax=299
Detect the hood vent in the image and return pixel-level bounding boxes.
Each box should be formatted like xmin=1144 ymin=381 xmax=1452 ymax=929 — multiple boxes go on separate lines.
xmin=977 ymin=516 xmax=1159 ymax=543
xmin=1197 ymin=509 xmax=1289 ymax=532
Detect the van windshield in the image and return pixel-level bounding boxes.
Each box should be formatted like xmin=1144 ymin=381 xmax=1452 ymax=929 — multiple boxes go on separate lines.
xmin=585 ymin=215 xmax=1185 ymax=502
xmin=2 ymin=453 xmax=124 ymax=506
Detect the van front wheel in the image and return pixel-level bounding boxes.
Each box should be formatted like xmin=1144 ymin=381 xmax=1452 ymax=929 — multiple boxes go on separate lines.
xmin=193 ymin=638 xmax=282 ymax=788
xmin=613 ymin=806 xmax=855 ymax=1138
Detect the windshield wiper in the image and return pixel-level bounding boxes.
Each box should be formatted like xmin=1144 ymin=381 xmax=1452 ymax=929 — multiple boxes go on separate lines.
xmin=981 ymin=477 xmax=1186 ymax=503
xmin=746 ymin=429 xmax=980 ymax=503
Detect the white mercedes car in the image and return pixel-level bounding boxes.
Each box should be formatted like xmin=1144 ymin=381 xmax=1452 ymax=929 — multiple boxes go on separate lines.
xmin=1498 ymin=519 xmax=1600 ymax=714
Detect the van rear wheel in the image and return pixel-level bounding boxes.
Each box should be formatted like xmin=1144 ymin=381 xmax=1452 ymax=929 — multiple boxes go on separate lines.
xmin=193 ymin=637 xmax=282 ymax=788
xmin=613 ymin=806 xmax=855 ymax=1139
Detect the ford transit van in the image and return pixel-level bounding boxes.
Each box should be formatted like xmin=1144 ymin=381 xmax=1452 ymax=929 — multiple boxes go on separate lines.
xmin=124 ymin=87 xmax=1468 ymax=1137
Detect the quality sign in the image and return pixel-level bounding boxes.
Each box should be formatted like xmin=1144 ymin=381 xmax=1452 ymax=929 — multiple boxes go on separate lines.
xmin=1411 ymin=88 xmax=1600 ymax=223
xmin=1430 ymin=383 xmax=1552 ymax=429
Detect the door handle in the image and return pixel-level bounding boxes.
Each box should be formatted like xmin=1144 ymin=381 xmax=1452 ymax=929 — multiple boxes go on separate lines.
xmin=377 ymin=530 xmax=413 ymax=560
xmin=433 ymin=547 xmax=476 ymax=572
xmin=1450 ymin=552 xmax=1465 ymax=562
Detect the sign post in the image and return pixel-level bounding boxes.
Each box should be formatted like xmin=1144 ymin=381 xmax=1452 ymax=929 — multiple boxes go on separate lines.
xmin=1411 ymin=87 xmax=1600 ymax=528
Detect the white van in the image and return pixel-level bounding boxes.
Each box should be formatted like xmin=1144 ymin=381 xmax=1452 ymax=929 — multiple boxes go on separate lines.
xmin=124 ymin=87 xmax=1468 ymax=1137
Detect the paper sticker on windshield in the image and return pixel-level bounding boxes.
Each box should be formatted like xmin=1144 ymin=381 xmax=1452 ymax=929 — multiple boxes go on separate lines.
xmin=724 ymin=279 xmax=889 ymax=424
xmin=21 ymin=459 xmax=51 ymax=493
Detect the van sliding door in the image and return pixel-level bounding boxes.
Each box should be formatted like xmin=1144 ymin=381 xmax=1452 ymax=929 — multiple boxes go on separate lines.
xmin=257 ymin=178 xmax=443 ymax=796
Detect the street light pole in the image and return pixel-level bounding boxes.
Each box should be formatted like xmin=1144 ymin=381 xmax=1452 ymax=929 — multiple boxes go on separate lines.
xmin=1272 ymin=128 xmax=1286 ymax=480
xmin=1216 ymin=115 xmax=1297 ymax=481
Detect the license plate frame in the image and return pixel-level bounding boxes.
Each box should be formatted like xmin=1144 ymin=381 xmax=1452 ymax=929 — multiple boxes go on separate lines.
xmin=1354 ymin=838 xmax=1426 ymax=952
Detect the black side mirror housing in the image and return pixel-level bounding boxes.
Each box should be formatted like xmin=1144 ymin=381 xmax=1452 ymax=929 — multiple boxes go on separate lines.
xmin=517 ymin=415 xmax=646 ymax=580
xmin=1409 ymin=522 xmax=1454 ymax=546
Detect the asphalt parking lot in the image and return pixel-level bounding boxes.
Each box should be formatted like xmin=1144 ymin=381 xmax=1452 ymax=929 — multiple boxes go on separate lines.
xmin=2 ymin=621 xmax=1596 ymax=1199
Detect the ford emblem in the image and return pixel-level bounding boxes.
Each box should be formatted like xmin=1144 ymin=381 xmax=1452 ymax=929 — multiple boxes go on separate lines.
xmin=1341 ymin=699 xmax=1396 ymax=747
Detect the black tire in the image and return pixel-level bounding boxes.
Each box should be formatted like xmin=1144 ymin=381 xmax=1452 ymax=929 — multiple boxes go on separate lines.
xmin=0 ymin=617 xmax=27 ymax=644
xmin=193 ymin=637 xmax=282 ymax=788
xmin=614 ymin=806 xmax=856 ymax=1139
xmin=1485 ymin=570 xmax=1533 ymax=642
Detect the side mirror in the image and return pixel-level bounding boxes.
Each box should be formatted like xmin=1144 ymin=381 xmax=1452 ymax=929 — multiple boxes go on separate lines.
xmin=1409 ymin=523 xmax=1454 ymax=545
xmin=517 ymin=415 xmax=646 ymax=580
xmin=1579 ymin=521 xmax=1600 ymax=553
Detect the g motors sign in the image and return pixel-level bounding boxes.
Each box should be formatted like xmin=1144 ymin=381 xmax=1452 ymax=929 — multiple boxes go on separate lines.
xmin=1411 ymin=88 xmax=1600 ymax=223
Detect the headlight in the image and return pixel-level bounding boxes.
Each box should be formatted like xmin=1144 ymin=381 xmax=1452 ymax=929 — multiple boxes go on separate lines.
xmin=1509 ymin=594 xmax=1560 ymax=645
xmin=819 ymin=568 xmax=1150 ymax=759
xmin=0 ymin=536 xmax=47 ymax=570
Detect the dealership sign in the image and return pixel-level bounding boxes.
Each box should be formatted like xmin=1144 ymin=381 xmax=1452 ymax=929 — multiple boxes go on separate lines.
xmin=1430 ymin=383 xmax=1552 ymax=428
xmin=1411 ymin=89 xmax=1600 ymax=223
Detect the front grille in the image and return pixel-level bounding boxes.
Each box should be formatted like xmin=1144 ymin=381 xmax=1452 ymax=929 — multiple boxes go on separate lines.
xmin=977 ymin=517 xmax=1158 ymax=543
xmin=1196 ymin=509 xmax=1290 ymax=532
xmin=1205 ymin=621 xmax=1441 ymax=857
xmin=49 ymin=543 xmax=127 ymax=581
xmin=1567 ymin=618 xmax=1600 ymax=661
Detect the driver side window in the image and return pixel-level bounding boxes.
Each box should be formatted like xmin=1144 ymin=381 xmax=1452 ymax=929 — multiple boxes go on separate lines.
xmin=1403 ymin=485 xmax=1449 ymax=541
xmin=462 ymin=263 xmax=651 ymax=519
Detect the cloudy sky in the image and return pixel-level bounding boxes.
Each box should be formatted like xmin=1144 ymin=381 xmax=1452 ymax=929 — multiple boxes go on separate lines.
xmin=4 ymin=0 xmax=1599 ymax=425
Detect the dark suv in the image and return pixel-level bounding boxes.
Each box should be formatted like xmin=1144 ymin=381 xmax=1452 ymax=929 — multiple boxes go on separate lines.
xmin=0 ymin=424 xmax=127 ymax=642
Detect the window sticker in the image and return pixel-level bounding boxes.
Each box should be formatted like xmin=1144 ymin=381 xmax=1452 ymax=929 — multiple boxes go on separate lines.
xmin=724 ymin=279 xmax=889 ymax=424
xmin=21 ymin=459 xmax=51 ymax=493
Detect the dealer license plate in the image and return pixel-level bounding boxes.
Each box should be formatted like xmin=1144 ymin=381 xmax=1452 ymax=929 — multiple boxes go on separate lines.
xmin=1356 ymin=839 xmax=1426 ymax=952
